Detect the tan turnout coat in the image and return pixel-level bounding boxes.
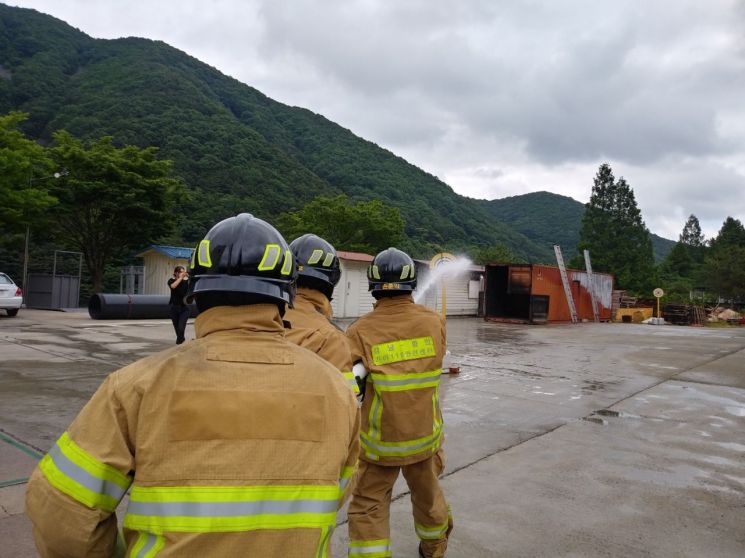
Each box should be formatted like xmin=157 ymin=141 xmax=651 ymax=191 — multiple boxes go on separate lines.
xmin=284 ymin=288 xmax=358 ymax=394
xmin=26 ymin=304 xmax=360 ymax=558
xmin=345 ymin=295 xmax=446 ymax=467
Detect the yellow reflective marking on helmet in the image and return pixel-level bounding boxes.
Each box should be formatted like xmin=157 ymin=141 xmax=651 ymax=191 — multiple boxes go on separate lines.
xmin=197 ymin=240 xmax=212 ymax=268
xmin=322 ymin=253 xmax=334 ymax=267
xmin=307 ymin=249 xmax=324 ymax=265
xmin=258 ymin=244 xmax=281 ymax=271
xmin=400 ymin=265 xmax=410 ymax=280
xmin=189 ymin=247 xmax=197 ymax=269
xmin=409 ymin=265 xmax=416 ymax=279
xmin=280 ymin=250 xmax=293 ymax=276
xmin=371 ymin=265 xmax=381 ymax=280
xmin=371 ymin=336 xmax=436 ymax=366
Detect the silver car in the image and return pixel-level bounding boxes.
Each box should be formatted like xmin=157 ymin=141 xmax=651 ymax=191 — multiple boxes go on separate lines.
xmin=0 ymin=273 xmax=22 ymax=317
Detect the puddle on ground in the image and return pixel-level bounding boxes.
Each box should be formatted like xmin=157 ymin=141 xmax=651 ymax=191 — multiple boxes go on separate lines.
xmin=644 ymin=363 xmax=680 ymax=371
xmin=715 ymin=441 xmax=745 ymax=452
xmin=581 ymin=379 xmax=617 ymax=394
xmin=626 ymin=463 xmax=729 ymax=491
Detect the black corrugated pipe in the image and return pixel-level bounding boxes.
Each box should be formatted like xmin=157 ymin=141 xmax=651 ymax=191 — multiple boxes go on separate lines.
xmin=88 ymin=294 xmax=198 ymax=320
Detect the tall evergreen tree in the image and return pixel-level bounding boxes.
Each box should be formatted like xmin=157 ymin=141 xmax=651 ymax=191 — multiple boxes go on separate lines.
xmin=700 ymin=217 xmax=745 ymax=300
xmin=658 ymin=215 xmax=705 ymax=300
xmin=679 ymin=214 xmax=705 ymax=247
xmin=575 ymin=163 xmax=655 ymax=293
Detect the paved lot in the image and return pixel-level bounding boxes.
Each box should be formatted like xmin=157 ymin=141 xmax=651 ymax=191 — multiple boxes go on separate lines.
xmin=1 ymin=310 xmax=744 ymax=557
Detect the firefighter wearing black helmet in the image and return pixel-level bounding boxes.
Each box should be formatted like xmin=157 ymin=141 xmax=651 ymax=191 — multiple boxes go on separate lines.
xmin=26 ymin=214 xmax=360 ymax=557
xmin=284 ymin=234 xmax=359 ymax=395
xmin=345 ymin=247 xmax=452 ymax=558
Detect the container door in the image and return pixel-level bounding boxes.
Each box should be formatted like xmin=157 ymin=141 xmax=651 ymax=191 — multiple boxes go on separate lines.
xmin=344 ymin=268 xmax=362 ymax=318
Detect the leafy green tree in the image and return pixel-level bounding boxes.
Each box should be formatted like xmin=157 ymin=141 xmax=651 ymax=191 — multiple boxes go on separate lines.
xmin=277 ymin=194 xmax=404 ymax=254
xmin=48 ymin=131 xmax=185 ymax=292
xmin=574 ymin=163 xmax=655 ymax=293
xmin=700 ymin=217 xmax=745 ymax=300
xmin=0 ymin=112 xmax=57 ymax=231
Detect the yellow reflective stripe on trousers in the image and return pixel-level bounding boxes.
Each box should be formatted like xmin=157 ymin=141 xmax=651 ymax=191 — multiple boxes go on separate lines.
xmin=343 ymin=371 xmax=360 ymax=395
xmin=415 ymin=520 xmax=449 ymax=540
xmin=365 ymin=388 xmax=383 ymax=461
xmin=361 ymin=427 xmax=443 ymax=459
xmin=38 ymin=431 xmax=132 ymax=512
xmin=433 ymin=385 xmax=442 ymax=431
xmin=370 ymin=369 xmax=441 ymax=392
xmin=349 ymin=538 xmax=392 ymax=557
xmin=339 ymin=465 xmax=355 ymax=493
xmin=130 ymin=532 xmax=166 ymax=558
xmin=316 ymin=526 xmax=333 ymax=558
xmin=371 ymin=336 xmax=436 ymax=365
xmin=124 ymin=485 xmax=339 ymax=534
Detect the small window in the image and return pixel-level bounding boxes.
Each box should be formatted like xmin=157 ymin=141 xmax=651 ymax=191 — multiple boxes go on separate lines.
xmin=0 ymin=274 xmax=12 ymax=285
xmin=468 ymin=280 xmax=480 ymax=299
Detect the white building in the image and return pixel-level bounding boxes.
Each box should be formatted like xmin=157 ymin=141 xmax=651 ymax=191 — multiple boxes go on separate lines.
xmin=135 ymin=245 xmax=193 ymax=295
xmin=414 ymin=260 xmax=484 ymax=317
xmin=133 ymin=245 xmax=484 ymax=318
xmin=331 ymin=251 xmax=484 ymax=319
xmin=330 ymin=251 xmax=376 ymax=319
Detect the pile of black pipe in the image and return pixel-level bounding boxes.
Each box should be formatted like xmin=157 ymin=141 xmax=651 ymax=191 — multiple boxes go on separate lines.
xmin=88 ymin=294 xmax=198 ymax=320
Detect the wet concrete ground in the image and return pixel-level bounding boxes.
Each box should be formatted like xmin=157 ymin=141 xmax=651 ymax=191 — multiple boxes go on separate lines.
xmin=1 ymin=310 xmax=743 ymax=557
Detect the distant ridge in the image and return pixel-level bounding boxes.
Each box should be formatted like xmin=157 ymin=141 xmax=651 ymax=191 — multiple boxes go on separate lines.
xmin=0 ymin=3 xmax=674 ymax=262
xmin=487 ymin=191 xmax=674 ymax=261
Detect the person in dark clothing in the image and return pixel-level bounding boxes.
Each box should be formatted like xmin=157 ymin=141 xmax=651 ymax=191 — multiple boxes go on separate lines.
xmin=167 ymin=265 xmax=190 ymax=344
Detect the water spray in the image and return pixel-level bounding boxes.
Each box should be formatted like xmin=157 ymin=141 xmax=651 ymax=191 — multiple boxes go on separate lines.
xmin=413 ymin=253 xmax=474 ymax=308
xmin=414 ymin=253 xmax=473 ymax=375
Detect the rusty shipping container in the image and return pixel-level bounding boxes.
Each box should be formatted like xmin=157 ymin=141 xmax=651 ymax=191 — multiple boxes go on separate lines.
xmin=484 ymin=263 xmax=614 ymax=323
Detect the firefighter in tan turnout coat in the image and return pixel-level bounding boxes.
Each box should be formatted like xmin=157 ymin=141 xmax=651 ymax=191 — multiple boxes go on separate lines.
xmin=284 ymin=233 xmax=359 ymax=396
xmin=345 ymin=248 xmax=452 ymax=558
xmin=25 ymin=214 xmax=360 ymax=558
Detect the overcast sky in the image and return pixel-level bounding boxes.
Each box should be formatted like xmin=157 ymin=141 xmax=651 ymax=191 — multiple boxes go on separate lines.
xmin=10 ymin=0 xmax=745 ymax=240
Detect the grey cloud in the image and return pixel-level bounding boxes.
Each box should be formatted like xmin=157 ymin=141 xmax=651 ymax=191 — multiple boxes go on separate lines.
xmin=254 ymin=1 xmax=744 ymax=167
xmin=11 ymin=0 xmax=745 ymax=239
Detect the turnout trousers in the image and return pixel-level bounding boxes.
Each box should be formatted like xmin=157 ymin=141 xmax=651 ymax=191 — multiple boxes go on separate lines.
xmin=347 ymin=451 xmax=452 ymax=558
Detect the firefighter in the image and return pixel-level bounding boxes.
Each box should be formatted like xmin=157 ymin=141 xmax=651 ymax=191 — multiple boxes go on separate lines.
xmin=26 ymin=213 xmax=360 ymax=557
xmin=345 ymin=247 xmax=452 ymax=558
xmin=284 ymin=234 xmax=359 ymax=395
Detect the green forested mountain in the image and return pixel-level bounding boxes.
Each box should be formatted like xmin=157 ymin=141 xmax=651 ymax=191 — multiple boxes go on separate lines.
xmin=486 ymin=192 xmax=584 ymax=259
xmin=486 ymin=191 xmax=675 ymax=261
xmin=0 ymin=4 xmax=670 ymax=264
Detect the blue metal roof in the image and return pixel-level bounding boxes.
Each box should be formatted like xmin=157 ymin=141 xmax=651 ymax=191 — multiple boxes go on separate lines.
xmin=136 ymin=245 xmax=194 ymax=259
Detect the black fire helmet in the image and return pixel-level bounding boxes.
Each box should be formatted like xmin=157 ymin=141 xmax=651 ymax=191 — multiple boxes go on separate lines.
xmin=187 ymin=213 xmax=297 ymax=307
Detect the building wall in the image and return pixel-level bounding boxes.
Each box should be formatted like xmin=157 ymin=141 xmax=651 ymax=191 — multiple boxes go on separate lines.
xmin=331 ymin=260 xmax=481 ymax=319
xmin=331 ymin=260 xmax=376 ymax=319
xmin=415 ymin=267 xmax=481 ymax=316
xmin=531 ymin=265 xmax=613 ymax=322
xmin=142 ymin=253 xmax=191 ymax=295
